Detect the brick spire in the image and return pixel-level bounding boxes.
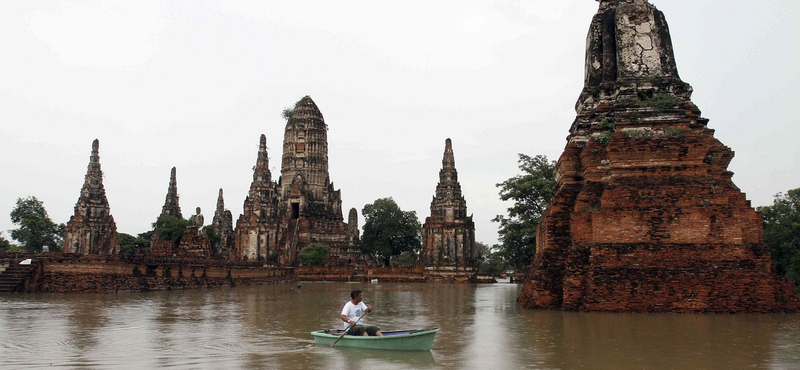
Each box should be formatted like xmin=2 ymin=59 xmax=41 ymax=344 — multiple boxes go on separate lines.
xmin=213 ymin=188 xmax=234 ymax=257
xmin=64 ymin=139 xmax=118 ymax=255
xmin=254 ymin=134 xmax=272 ymax=185
xmin=160 ymin=166 xmax=182 ymax=218
xmin=422 ymin=138 xmax=476 ymax=276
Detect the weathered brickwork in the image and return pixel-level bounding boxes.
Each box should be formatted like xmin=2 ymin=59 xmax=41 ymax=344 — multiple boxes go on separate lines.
xmin=160 ymin=167 xmax=182 ymax=218
xmin=212 ymin=188 xmax=234 ymax=258
xmin=234 ymin=134 xmax=282 ymax=262
xmin=150 ymin=169 xmax=212 ymax=257
xmin=32 ymin=255 xmax=294 ymax=293
xmin=233 ymin=97 xmax=353 ymax=266
xmin=421 ymin=138 xmax=478 ymax=282
xmin=64 ymin=139 xmax=118 ymax=255
xmin=518 ymin=0 xmax=800 ymax=312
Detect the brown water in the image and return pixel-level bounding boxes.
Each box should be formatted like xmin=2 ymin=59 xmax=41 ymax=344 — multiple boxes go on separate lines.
xmin=1 ymin=282 xmax=798 ymax=369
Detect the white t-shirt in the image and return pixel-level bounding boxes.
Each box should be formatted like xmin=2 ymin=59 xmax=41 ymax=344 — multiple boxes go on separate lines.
xmin=341 ymin=301 xmax=368 ymax=329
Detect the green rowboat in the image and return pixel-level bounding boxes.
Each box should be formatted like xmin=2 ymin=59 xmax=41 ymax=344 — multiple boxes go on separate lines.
xmin=311 ymin=328 xmax=440 ymax=351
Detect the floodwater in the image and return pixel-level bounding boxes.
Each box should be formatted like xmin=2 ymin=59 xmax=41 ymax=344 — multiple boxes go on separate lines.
xmin=1 ymin=281 xmax=799 ymax=369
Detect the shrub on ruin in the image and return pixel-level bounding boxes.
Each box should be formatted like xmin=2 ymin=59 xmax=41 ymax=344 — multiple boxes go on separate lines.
xmin=298 ymin=243 xmax=330 ymax=266
xmin=153 ymin=215 xmax=189 ymax=245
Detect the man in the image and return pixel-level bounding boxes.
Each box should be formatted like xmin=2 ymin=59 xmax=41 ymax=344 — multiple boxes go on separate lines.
xmin=340 ymin=289 xmax=382 ymax=336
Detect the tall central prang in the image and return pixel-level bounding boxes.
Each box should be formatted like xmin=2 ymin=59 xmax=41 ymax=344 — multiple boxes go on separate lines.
xmin=233 ymin=96 xmax=356 ymax=265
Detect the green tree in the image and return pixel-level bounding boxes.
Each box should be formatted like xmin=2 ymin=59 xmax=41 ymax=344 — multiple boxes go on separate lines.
xmin=361 ymin=197 xmax=422 ymax=267
xmin=118 ymin=232 xmax=150 ymax=256
xmin=758 ymin=188 xmax=800 ymax=287
xmin=390 ymin=250 xmax=418 ymax=267
xmin=298 ymin=243 xmax=330 ymax=266
xmin=152 ymin=215 xmax=190 ymax=245
xmin=202 ymin=226 xmax=222 ymax=256
xmin=9 ymin=196 xmax=64 ymax=253
xmin=475 ymin=242 xmax=507 ymax=277
xmin=1 ymin=231 xmax=21 ymax=252
xmin=492 ymin=154 xmax=556 ymax=269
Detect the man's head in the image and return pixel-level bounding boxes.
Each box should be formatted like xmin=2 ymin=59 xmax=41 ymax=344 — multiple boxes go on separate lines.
xmin=350 ymin=289 xmax=362 ymax=302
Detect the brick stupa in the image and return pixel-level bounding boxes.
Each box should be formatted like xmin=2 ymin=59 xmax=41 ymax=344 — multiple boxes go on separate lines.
xmin=234 ymin=134 xmax=282 ymax=262
xmin=64 ymin=139 xmax=118 ymax=255
xmin=518 ymin=0 xmax=800 ymax=312
xmin=212 ymin=188 xmax=234 ymax=258
xmin=421 ymin=138 xmax=478 ymax=282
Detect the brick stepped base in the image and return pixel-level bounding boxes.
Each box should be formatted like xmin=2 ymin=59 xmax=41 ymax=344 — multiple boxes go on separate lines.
xmin=0 ymin=262 xmax=37 ymax=292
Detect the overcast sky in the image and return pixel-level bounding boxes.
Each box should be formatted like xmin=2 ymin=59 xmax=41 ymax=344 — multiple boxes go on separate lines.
xmin=2 ymin=1 xmax=799 ymax=248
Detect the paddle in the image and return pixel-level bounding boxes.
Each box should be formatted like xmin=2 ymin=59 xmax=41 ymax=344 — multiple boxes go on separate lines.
xmin=331 ymin=310 xmax=368 ymax=347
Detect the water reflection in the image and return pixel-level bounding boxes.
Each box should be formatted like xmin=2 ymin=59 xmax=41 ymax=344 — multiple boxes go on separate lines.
xmin=1 ymin=283 xmax=799 ymax=369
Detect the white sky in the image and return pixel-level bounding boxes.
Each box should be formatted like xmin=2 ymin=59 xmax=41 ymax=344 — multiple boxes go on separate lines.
xmin=1 ymin=1 xmax=799 ymax=247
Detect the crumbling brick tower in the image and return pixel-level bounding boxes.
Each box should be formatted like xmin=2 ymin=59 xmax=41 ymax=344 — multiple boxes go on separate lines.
xmin=149 ymin=167 xmax=183 ymax=256
xmin=276 ymin=96 xmax=349 ymax=265
xmin=64 ymin=139 xmax=118 ymax=255
xmin=212 ymin=188 xmax=234 ymax=258
xmin=518 ymin=0 xmax=799 ymax=312
xmin=422 ymin=138 xmax=477 ymax=282
xmin=234 ymin=134 xmax=281 ymax=261
xmin=160 ymin=167 xmax=182 ymax=219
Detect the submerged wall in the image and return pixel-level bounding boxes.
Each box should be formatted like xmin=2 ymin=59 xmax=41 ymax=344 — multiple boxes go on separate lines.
xmin=14 ymin=254 xmax=295 ymax=293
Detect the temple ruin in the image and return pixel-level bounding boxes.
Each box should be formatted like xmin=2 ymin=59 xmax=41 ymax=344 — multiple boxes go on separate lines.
xmin=63 ymin=139 xmax=119 ymax=255
xmin=160 ymin=167 xmax=182 ymax=219
xmin=212 ymin=188 xmax=234 ymax=258
xmin=421 ymin=138 xmax=478 ymax=282
xmin=233 ymin=134 xmax=282 ymax=262
xmin=233 ymin=96 xmax=355 ymax=265
xmin=150 ymin=167 xmax=211 ymax=258
xmin=517 ymin=0 xmax=800 ymax=312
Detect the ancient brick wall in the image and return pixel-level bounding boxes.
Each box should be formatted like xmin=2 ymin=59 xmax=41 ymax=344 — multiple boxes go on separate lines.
xmin=32 ymin=255 xmax=294 ymax=293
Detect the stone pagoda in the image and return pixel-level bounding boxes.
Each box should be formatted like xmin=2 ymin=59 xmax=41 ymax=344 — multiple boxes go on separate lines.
xmin=518 ymin=0 xmax=800 ymax=312
xmin=212 ymin=188 xmax=234 ymax=258
xmin=160 ymin=167 xmax=182 ymax=219
xmin=64 ymin=139 xmax=118 ymax=255
xmin=234 ymin=134 xmax=282 ymax=262
xmin=150 ymin=167 xmax=183 ymax=256
xmin=232 ymin=97 xmax=356 ymax=265
xmin=421 ymin=138 xmax=477 ymax=282
xmin=275 ymin=96 xmax=350 ymax=265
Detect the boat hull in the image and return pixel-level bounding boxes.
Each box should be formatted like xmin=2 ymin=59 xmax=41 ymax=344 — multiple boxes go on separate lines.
xmin=311 ymin=328 xmax=439 ymax=351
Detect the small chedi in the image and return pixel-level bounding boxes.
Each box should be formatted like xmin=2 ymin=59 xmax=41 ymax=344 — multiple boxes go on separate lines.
xmin=150 ymin=168 xmax=212 ymax=258
xmin=421 ymin=138 xmax=478 ymax=282
xmin=160 ymin=167 xmax=182 ymax=218
xmin=212 ymin=188 xmax=234 ymax=258
xmin=233 ymin=96 xmax=356 ymax=265
xmin=518 ymin=0 xmax=800 ymax=312
xmin=150 ymin=167 xmax=181 ymax=256
xmin=64 ymin=139 xmax=118 ymax=255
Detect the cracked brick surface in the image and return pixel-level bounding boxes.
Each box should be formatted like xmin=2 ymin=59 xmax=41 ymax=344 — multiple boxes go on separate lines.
xmin=518 ymin=0 xmax=800 ymax=313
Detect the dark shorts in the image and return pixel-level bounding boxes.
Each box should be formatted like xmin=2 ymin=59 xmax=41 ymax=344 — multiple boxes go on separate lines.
xmin=348 ymin=325 xmax=380 ymax=336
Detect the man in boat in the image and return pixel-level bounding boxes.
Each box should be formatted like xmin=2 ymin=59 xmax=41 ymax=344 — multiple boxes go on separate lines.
xmin=340 ymin=289 xmax=383 ymax=336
